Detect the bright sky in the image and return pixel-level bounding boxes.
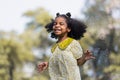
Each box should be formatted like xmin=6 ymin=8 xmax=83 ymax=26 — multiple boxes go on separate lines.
xmin=0 ymin=0 xmax=85 ymax=33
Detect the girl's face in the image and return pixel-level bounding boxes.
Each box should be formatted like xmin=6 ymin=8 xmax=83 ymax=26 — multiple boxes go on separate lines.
xmin=53 ymin=17 xmax=71 ymax=37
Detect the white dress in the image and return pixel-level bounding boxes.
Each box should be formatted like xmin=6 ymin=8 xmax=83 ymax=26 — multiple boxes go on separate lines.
xmin=49 ymin=37 xmax=83 ymax=80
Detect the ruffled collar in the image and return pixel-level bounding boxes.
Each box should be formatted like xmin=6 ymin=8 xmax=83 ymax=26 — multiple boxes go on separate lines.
xmin=51 ymin=37 xmax=74 ymax=53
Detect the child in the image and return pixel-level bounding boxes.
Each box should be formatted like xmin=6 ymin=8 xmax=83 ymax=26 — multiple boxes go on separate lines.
xmin=38 ymin=12 xmax=95 ymax=80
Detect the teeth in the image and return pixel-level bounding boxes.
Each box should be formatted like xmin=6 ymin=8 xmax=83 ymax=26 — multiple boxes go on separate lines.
xmin=55 ymin=29 xmax=61 ymax=31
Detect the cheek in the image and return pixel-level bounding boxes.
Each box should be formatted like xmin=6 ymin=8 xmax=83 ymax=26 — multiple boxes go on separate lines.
xmin=61 ymin=27 xmax=66 ymax=31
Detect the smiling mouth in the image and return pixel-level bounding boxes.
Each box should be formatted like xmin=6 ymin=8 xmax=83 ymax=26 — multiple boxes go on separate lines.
xmin=54 ymin=28 xmax=61 ymax=32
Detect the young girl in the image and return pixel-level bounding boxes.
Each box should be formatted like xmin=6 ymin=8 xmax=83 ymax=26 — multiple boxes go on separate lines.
xmin=38 ymin=12 xmax=95 ymax=80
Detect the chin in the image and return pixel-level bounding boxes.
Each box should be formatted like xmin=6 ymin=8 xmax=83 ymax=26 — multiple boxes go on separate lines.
xmin=55 ymin=34 xmax=61 ymax=36
xmin=54 ymin=33 xmax=61 ymax=35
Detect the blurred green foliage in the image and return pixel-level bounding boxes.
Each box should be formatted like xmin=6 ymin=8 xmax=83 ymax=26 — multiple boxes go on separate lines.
xmin=0 ymin=0 xmax=120 ymax=80
xmin=0 ymin=32 xmax=34 ymax=80
xmin=81 ymin=0 xmax=120 ymax=80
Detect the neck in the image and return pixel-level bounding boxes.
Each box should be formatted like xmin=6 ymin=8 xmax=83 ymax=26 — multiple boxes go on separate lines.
xmin=57 ymin=35 xmax=68 ymax=43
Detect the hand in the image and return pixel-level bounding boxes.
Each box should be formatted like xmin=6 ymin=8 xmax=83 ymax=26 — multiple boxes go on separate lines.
xmin=83 ymin=50 xmax=95 ymax=60
xmin=37 ymin=62 xmax=48 ymax=72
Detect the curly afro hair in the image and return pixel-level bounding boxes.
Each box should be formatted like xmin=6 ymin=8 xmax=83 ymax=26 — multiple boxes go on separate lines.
xmin=45 ymin=12 xmax=87 ymax=40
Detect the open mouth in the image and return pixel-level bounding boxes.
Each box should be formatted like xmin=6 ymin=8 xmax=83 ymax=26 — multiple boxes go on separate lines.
xmin=54 ymin=28 xmax=61 ymax=32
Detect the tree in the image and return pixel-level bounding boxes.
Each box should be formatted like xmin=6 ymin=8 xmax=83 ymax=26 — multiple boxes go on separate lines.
xmin=23 ymin=7 xmax=54 ymax=80
xmin=80 ymin=0 xmax=120 ymax=80
xmin=0 ymin=31 xmax=34 ymax=80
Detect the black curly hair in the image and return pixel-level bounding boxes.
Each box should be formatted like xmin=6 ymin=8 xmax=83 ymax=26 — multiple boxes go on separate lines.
xmin=45 ymin=12 xmax=87 ymax=40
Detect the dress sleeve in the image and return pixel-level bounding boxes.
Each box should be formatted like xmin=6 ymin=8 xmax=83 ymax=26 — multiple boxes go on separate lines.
xmin=70 ymin=40 xmax=83 ymax=59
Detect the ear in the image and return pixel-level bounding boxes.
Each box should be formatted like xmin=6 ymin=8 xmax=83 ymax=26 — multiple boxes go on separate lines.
xmin=67 ymin=28 xmax=71 ymax=32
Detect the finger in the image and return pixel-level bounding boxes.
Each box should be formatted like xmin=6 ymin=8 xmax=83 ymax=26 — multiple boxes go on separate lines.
xmin=43 ymin=65 xmax=48 ymax=70
xmin=38 ymin=65 xmax=42 ymax=69
xmin=43 ymin=63 xmax=46 ymax=66
xmin=87 ymin=49 xmax=91 ymax=53
xmin=85 ymin=50 xmax=91 ymax=54
xmin=87 ymin=50 xmax=91 ymax=54
xmin=89 ymin=53 xmax=93 ymax=56
xmin=91 ymin=56 xmax=96 ymax=59
xmin=85 ymin=55 xmax=95 ymax=60
xmin=89 ymin=56 xmax=95 ymax=59
xmin=38 ymin=68 xmax=43 ymax=73
xmin=38 ymin=64 xmax=42 ymax=68
xmin=39 ymin=63 xmax=45 ymax=68
xmin=84 ymin=50 xmax=88 ymax=54
xmin=38 ymin=66 xmax=47 ymax=72
xmin=87 ymin=50 xmax=89 ymax=53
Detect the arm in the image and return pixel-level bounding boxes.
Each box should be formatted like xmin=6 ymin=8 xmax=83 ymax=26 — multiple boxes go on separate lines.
xmin=77 ymin=50 xmax=95 ymax=66
xmin=77 ymin=56 xmax=86 ymax=66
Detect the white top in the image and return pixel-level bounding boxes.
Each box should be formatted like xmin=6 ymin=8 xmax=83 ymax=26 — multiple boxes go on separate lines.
xmin=49 ymin=38 xmax=83 ymax=80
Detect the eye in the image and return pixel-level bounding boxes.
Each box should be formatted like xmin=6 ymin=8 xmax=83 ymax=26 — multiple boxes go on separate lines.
xmin=53 ymin=22 xmax=57 ymax=25
xmin=60 ymin=22 xmax=64 ymax=25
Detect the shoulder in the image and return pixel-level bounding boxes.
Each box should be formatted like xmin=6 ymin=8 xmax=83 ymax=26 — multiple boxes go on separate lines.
xmin=70 ymin=39 xmax=81 ymax=46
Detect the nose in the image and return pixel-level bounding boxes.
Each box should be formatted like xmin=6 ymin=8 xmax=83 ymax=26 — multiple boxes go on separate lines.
xmin=54 ymin=23 xmax=60 ymax=28
xmin=56 ymin=23 xmax=60 ymax=26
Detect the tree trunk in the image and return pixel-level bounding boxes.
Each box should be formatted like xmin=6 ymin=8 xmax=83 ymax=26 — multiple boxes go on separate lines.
xmin=9 ymin=59 xmax=14 ymax=80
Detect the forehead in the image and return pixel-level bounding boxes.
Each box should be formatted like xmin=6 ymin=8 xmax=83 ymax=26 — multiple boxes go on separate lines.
xmin=55 ymin=17 xmax=66 ymax=22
